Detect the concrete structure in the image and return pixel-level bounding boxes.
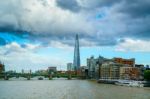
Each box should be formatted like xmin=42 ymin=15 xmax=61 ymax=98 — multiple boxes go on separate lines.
xmin=48 ymin=67 xmax=57 ymax=75
xmin=73 ymin=34 xmax=80 ymax=71
xmin=100 ymin=62 xmax=123 ymax=79
xmin=79 ymin=66 xmax=88 ymax=79
xmin=113 ymin=57 xmax=135 ymax=67
xmin=87 ymin=56 xmax=97 ymax=78
xmin=135 ymin=64 xmax=145 ymax=80
xmin=87 ymin=56 xmax=111 ymax=79
xmin=0 ymin=62 xmax=5 ymax=73
xmin=67 ymin=63 xmax=74 ymax=71
xmin=120 ymin=67 xmax=140 ymax=80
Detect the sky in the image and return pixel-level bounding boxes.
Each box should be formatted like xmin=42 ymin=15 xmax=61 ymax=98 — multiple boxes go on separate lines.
xmin=0 ymin=0 xmax=150 ymax=72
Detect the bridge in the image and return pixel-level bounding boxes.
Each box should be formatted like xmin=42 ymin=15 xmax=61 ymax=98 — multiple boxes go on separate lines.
xmin=0 ymin=72 xmax=84 ymax=80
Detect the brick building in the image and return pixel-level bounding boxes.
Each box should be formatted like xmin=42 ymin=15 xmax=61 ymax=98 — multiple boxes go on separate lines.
xmin=120 ymin=67 xmax=140 ymax=80
xmin=113 ymin=58 xmax=135 ymax=67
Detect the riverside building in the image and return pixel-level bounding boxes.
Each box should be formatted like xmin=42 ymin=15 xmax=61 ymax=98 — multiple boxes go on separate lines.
xmin=100 ymin=62 xmax=123 ymax=79
xmin=120 ymin=67 xmax=140 ymax=80
xmin=87 ymin=56 xmax=111 ymax=79
xmin=87 ymin=56 xmax=140 ymax=80
xmin=113 ymin=57 xmax=135 ymax=67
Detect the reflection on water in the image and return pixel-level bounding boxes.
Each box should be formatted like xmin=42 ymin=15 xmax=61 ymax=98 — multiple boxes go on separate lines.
xmin=0 ymin=78 xmax=150 ymax=99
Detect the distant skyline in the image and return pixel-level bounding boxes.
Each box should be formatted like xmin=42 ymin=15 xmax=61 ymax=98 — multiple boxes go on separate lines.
xmin=0 ymin=0 xmax=150 ymax=72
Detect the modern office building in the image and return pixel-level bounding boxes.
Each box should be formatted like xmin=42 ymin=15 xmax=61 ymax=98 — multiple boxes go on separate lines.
xmin=73 ymin=34 xmax=80 ymax=71
xmin=87 ymin=56 xmax=111 ymax=79
xmin=67 ymin=63 xmax=74 ymax=71
xmin=80 ymin=66 xmax=88 ymax=79
xmin=135 ymin=64 xmax=145 ymax=80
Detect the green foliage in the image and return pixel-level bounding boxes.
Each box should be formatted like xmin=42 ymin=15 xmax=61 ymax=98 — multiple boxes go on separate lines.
xmin=144 ymin=70 xmax=150 ymax=81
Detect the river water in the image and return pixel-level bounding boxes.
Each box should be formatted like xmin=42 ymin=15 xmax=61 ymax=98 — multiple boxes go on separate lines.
xmin=0 ymin=78 xmax=150 ymax=99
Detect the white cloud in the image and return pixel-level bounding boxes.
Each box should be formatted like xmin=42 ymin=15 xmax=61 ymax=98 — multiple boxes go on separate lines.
xmin=49 ymin=40 xmax=73 ymax=50
xmin=115 ymin=38 xmax=150 ymax=52
xmin=0 ymin=42 xmax=70 ymax=71
xmin=0 ymin=0 xmax=95 ymax=35
xmin=80 ymin=38 xmax=97 ymax=46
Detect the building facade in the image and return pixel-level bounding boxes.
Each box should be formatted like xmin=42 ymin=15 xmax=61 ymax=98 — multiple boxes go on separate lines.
xmin=113 ymin=57 xmax=135 ymax=67
xmin=100 ymin=62 xmax=123 ymax=79
xmin=80 ymin=66 xmax=88 ymax=79
xmin=135 ymin=64 xmax=145 ymax=80
xmin=87 ymin=56 xmax=141 ymax=80
xmin=120 ymin=67 xmax=140 ymax=80
xmin=87 ymin=56 xmax=111 ymax=79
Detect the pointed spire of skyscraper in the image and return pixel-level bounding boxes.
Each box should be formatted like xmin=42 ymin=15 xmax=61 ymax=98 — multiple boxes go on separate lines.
xmin=73 ymin=34 xmax=80 ymax=71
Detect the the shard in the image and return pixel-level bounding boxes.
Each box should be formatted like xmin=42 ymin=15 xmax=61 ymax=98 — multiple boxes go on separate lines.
xmin=73 ymin=34 xmax=80 ymax=71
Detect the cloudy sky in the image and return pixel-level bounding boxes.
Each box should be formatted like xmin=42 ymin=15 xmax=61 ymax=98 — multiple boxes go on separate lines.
xmin=0 ymin=0 xmax=150 ymax=72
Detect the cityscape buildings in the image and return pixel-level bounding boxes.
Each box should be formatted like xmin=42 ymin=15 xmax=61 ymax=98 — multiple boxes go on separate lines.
xmin=87 ymin=56 xmax=142 ymax=80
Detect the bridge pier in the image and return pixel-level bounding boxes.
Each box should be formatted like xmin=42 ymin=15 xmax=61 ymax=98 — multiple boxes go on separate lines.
xmin=27 ymin=75 xmax=30 ymax=80
xmin=4 ymin=75 xmax=9 ymax=80
xmin=27 ymin=73 xmax=31 ymax=80
xmin=49 ymin=75 xmax=52 ymax=80
xmin=68 ymin=73 xmax=72 ymax=80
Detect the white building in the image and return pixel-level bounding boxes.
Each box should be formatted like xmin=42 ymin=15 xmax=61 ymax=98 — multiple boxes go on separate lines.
xmin=67 ymin=63 xmax=74 ymax=71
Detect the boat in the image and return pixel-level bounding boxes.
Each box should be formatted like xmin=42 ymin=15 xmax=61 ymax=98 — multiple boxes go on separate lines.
xmin=38 ymin=77 xmax=43 ymax=80
xmin=98 ymin=79 xmax=118 ymax=84
xmin=115 ymin=80 xmax=144 ymax=87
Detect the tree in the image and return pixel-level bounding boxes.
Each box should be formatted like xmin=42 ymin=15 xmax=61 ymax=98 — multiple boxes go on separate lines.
xmin=144 ymin=70 xmax=150 ymax=81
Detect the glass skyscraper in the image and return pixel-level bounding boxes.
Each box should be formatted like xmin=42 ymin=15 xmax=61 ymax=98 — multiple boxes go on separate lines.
xmin=73 ymin=34 xmax=80 ymax=71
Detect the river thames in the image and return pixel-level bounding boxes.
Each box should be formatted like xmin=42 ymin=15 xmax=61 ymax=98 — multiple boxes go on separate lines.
xmin=0 ymin=78 xmax=150 ymax=99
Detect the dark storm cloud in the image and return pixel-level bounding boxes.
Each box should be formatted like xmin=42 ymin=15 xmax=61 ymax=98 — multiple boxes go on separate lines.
xmin=0 ymin=24 xmax=17 ymax=32
xmin=119 ymin=14 xmax=150 ymax=40
xmin=56 ymin=0 xmax=81 ymax=12
xmin=118 ymin=0 xmax=150 ymax=18
xmin=80 ymin=0 xmax=121 ymax=8
xmin=56 ymin=0 xmax=121 ymax=12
